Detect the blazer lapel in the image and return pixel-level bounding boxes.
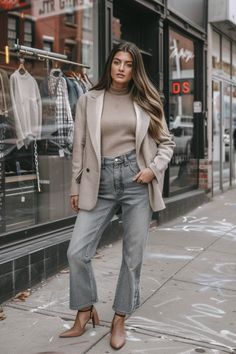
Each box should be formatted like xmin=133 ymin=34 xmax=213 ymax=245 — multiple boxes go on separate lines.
xmin=134 ymin=102 xmax=150 ymax=154
xmin=87 ymin=90 xmax=105 ymax=161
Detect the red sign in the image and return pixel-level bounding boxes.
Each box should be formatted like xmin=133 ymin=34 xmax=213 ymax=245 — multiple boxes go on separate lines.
xmin=170 ymin=79 xmax=194 ymax=96
xmin=0 ymin=0 xmax=27 ymax=10
xmin=0 ymin=0 xmax=18 ymax=9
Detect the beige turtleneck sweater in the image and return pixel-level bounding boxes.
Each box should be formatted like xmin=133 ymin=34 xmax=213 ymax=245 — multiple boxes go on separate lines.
xmin=101 ymin=86 xmax=136 ymax=157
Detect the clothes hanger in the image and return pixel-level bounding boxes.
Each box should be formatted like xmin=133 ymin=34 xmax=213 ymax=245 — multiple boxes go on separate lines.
xmin=64 ymin=70 xmax=75 ymax=78
xmin=75 ymin=71 xmax=82 ymax=80
xmin=51 ymin=61 xmax=62 ymax=76
xmin=81 ymin=67 xmax=92 ymax=86
xmin=18 ymin=57 xmax=26 ymax=75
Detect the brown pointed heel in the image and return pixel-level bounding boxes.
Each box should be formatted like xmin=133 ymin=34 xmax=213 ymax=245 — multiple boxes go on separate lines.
xmin=110 ymin=312 xmax=126 ymax=350
xmin=59 ymin=305 xmax=99 ymax=338
xmin=91 ymin=306 xmax=100 ymax=328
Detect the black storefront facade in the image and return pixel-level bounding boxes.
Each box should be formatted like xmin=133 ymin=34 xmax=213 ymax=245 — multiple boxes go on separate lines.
xmin=0 ymin=0 xmax=208 ymax=303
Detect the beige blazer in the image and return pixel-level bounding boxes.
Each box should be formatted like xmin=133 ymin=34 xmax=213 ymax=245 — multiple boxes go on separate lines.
xmin=71 ymin=89 xmax=175 ymax=211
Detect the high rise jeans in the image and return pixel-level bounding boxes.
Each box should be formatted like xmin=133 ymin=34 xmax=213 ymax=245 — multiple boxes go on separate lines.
xmin=67 ymin=150 xmax=152 ymax=314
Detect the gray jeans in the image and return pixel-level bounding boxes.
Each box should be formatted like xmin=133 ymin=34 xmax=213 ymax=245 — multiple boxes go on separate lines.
xmin=67 ymin=150 xmax=152 ymax=314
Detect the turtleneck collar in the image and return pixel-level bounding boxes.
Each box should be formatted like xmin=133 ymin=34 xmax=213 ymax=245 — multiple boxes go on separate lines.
xmin=108 ymin=85 xmax=130 ymax=95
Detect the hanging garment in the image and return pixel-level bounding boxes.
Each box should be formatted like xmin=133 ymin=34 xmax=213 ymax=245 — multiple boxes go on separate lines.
xmin=39 ymin=75 xmax=58 ymax=128
xmin=10 ymin=70 xmax=42 ymax=149
xmin=48 ymin=69 xmax=74 ymax=149
xmin=64 ymin=76 xmax=80 ymax=120
xmin=73 ymin=78 xmax=84 ymax=98
xmin=82 ymin=72 xmax=93 ymax=91
xmin=78 ymin=78 xmax=87 ymax=93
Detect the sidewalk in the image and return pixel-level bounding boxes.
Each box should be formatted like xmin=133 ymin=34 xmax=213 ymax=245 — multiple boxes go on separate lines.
xmin=1 ymin=189 xmax=236 ymax=354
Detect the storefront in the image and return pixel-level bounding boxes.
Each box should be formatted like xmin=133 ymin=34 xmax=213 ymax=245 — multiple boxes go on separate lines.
xmin=112 ymin=0 xmax=207 ymax=197
xmin=165 ymin=0 xmax=207 ymax=196
xmin=0 ymin=0 xmax=208 ymax=303
xmin=209 ymin=14 xmax=236 ymax=192
xmin=0 ymin=0 xmax=99 ymax=302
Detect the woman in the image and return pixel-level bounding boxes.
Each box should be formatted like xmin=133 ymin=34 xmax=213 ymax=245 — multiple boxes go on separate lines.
xmin=59 ymin=42 xmax=175 ymax=350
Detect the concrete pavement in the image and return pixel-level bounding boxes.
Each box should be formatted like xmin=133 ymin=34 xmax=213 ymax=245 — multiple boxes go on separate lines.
xmin=1 ymin=189 xmax=236 ymax=354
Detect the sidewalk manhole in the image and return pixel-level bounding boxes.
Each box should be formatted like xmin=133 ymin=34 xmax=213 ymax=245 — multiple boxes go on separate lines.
xmin=195 ymin=349 xmax=205 ymax=353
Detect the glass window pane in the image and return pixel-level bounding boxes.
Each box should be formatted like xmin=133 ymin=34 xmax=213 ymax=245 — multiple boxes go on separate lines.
xmin=212 ymin=31 xmax=221 ymax=75
xmin=212 ymin=81 xmax=221 ymax=190
xmin=233 ymin=44 xmax=236 ymax=82
xmin=222 ymin=83 xmax=231 ymax=185
xmin=212 ymin=82 xmax=231 ymax=190
xmin=0 ymin=1 xmax=97 ymax=234
xmin=222 ymin=37 xmax=231 ymax=78
xmin=169 ymin=30 xmax=197 ymax=194
xmin=233 ymin=87 xmax=236 ymax=182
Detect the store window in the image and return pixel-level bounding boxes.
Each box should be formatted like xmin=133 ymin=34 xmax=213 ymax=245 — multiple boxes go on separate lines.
xmin=169 ymin=29 xmax=198 ymax=193
xmin=0 ymin=0 xmax=97 ymax=235
xmin=212 ymin=30 xmax=236 ymax=191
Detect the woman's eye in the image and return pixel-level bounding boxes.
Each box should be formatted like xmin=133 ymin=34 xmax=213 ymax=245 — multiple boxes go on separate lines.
xmin=113 ymin=60 xmax=120 ymax=65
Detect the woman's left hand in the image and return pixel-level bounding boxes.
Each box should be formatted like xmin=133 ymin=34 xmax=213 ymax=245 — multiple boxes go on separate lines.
xmin=133 ymin=168 xmax=155 ymax=184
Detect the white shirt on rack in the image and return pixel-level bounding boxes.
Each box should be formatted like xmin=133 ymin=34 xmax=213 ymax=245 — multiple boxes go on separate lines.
xmin=10 ymin=70 xmax=42 ymax=149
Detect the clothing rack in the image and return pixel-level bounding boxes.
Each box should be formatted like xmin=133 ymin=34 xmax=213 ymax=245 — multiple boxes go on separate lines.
xmin=13 ymin=44 xmax=90 ymax=69
xmin=11 ymin=44 xmax=90 ymax=193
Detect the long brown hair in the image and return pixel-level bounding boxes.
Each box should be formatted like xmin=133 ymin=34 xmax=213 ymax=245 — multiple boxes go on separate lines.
xmin=93 ymin=42 xmax=168 ymax=142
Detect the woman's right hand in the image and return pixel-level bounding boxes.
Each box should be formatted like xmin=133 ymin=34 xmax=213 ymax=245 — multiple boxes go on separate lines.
xmin=70 ymin=195 xmax=79 ymax=212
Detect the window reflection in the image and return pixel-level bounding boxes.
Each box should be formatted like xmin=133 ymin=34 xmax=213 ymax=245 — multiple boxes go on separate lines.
xmin=232 ymin=45 xmax=236 ymax=82
xmin=233 ymin=87 xmax=236 ymax=181
xmin=169 ymin=30 xmax=197 ymax=193
xmin=212 ymin=31 xmax=221 ymax=75
xmin=222 ymin=38 xmax=231 ymax=78
xmin=0 ymin=0 xmax=96 ymax=233
xmin=212 ymin=80 xmax=221 ymax=190
xmin=223 ymin=84 xmax=231 ymax=186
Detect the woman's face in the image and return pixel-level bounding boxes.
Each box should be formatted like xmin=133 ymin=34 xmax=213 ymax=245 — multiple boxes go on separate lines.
xmin=111 ymin=51 xmax=133 ymax=89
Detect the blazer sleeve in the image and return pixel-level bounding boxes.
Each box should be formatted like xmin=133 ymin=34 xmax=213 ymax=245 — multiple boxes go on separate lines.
xmin=70 ymin=94 xmax=87 ymax=195
xmin=149 ymin=117 xmax=175 ymax=183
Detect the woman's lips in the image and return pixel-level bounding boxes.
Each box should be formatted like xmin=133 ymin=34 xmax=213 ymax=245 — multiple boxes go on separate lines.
xmin=117 ymin=74 xmax=125 ymax=77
